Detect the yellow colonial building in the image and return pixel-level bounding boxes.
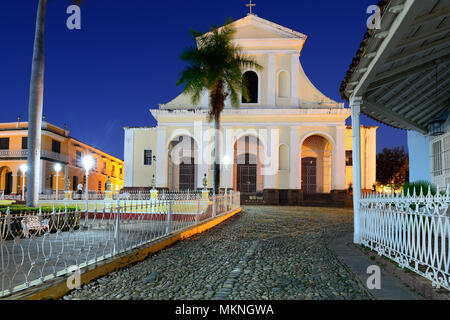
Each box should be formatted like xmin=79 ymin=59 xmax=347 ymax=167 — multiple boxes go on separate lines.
xmin=123 ymin=14 xmax=377 ymax=204
xmin=0 ymin=120 xmax=124 ymax=196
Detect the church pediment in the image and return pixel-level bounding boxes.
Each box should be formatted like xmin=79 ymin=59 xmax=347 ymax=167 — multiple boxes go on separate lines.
xmin=232 ymin=15 xmax=307 ymax=40
xmin=197 ymin=14 xmax=307 ymax=52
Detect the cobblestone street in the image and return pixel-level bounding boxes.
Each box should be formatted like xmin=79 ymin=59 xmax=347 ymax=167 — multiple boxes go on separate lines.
xmin=63 ymin=206 xmax=372 ymax=300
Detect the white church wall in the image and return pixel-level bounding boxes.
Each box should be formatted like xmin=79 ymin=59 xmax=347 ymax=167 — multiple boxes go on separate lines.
xmin=124 ymin=128 xmax=157 ymax=188
xmin=123 ymin=129 xmax=134 ymax=187
xmin=124 ymin=15 xmax=377 ymax=195
xmin=345 ymin=126 xmax=377 ymax=190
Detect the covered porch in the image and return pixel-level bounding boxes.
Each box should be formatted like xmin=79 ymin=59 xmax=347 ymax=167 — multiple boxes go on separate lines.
xmin=341 ymin=0 xmax=449 ymax=290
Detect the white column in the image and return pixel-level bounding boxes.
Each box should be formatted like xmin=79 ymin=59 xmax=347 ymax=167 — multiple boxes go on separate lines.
xmin=263 ymin=126 xmax=278 ymax=189
xmin=195 ymin=122 xmax=208 ymax=189
xmin=291 ymin=53 xmax=300 ymax=107
xmin=351 ymin=97 xmax=362 ymax=244
xmin=267 ymin=54 xmax=276 ymax=107
xmin=290 ymin=126 xmax=300 ymax=189
xmin=156 ymin=126 xmax=167 ymax=188
xmin=335 ymin=125 xmax=346 ymax=190
xmin=221 ymin=125 xmax=233 ymax=189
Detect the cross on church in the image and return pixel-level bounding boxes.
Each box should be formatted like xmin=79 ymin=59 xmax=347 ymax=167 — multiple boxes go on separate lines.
xmin=246 ymin=0 xmax=256 ymax=15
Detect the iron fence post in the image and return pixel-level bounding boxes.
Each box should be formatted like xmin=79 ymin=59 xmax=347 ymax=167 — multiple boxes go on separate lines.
xmin=114 ymin=200 xmax=121 ymax=255
xmin=196 ymin=199 xmax=200 ymax=225
xmin=166 ymin=201 xmax=172 ymax=235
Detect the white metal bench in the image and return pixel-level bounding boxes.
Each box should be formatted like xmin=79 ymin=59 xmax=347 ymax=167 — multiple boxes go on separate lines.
xmin=21 ymin=216 xmax=50 ymax=237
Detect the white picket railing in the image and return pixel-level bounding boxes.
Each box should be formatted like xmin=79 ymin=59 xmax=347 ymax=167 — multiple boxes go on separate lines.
xmin=35 ymin=190 xmax=204 ymax=201
xmin=0 ymin=191 xmax=21 ymax=201
xmin=358 ymin=186 xmax=449 ymax=291
xmin=0 ymin=191 xmax=240 ymax=298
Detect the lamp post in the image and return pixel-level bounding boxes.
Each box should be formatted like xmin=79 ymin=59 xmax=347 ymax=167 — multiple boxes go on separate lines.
xmin=82 ymin=155 xmax=94 ymax=225
xmin=19 ymin=164 xmax=27 ymax=201
xmin=54 ymin=163 xmax=61 ymax=201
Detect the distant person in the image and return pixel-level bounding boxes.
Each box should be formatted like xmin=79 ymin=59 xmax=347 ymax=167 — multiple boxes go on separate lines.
xmin=77 ymin=183 xmax=83 ymax=196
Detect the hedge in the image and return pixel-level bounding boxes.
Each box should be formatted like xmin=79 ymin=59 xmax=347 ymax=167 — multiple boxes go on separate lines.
xmin=0 ymin=205 xmax=77 ymax=215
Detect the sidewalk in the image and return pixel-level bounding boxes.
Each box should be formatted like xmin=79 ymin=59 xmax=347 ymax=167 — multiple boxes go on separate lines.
xmin=329 ymin=233 xmax=423 ymax=300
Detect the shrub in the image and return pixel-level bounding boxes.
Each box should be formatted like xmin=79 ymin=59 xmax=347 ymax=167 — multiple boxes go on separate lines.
xmin=402 ymin=181 xmax=437 ymax=196
xmin=0 ymin=205 xmax=77 ymax=214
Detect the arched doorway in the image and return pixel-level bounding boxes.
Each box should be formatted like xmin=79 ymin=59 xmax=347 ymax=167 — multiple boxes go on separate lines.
xmin=233 ymin=135 xmax=264 ymax=194
xmin=302 ymin=157 xmax=317 ymax=194
xmin=0 ymin=166 xmax=12 ymax=195
xmin=301 ymin=135 xmax=333 ymax=195
xmin=167 ymin=135 xmax=198 ymax=191
xmin=237 ymin=153 xmax=257 ymax=193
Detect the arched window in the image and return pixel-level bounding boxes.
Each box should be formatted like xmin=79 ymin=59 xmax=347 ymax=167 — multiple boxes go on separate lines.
xmin=279 ymin=144 xmax=289 ymax=171
xmin=278 ymin=70 xmax=290 ymax=98
xmin=242 ymin=71 xmax=258 ymax=104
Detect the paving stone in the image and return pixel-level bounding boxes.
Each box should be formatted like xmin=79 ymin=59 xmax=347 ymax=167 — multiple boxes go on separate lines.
xmin=62 ymin=206 xmax=371 ymax=300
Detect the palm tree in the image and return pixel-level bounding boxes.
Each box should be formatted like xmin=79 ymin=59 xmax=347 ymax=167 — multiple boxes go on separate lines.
xmin=27 ymin=0 xmax=82 ymax=207
xmin=177 ymin=19 xmax=262 ymax=195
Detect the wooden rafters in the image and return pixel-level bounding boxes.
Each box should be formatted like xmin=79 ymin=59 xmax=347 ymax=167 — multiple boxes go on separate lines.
xmin=362 ymin=97 xmax=428 ymax=133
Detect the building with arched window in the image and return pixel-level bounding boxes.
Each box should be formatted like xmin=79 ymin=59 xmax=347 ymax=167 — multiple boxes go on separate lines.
xmin=123 ymin=14 xmax=377 ymax=205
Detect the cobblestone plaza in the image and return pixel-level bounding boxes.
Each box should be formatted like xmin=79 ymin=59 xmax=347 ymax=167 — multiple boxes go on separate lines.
xmin=63 ymin=206 xmax=372 ymax=300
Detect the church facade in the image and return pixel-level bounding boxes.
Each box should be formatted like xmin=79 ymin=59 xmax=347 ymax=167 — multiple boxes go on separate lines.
xmin=123 ymin=14 xmax=377 ymax=204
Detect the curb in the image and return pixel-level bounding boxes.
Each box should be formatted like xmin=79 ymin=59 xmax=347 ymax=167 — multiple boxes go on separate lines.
xmin=353 ymin=244 xmax=449 ymax=300
xmin=2 ymin=208 xmax=242 ymax=301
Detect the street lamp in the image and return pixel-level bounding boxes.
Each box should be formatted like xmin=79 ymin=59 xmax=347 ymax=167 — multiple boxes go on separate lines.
xmin=54 ymin=163 xmax=62 ymax=200
xmin=222 ymin=155 xmax=231 ymax=195
xmin=19 ymin=164 xmax=27 ymax=201
xmin=82 ymin=155 xmax=94 ymax=225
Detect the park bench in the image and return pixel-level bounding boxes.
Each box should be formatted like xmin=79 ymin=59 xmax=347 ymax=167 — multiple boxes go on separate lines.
xmin=21 ymin=216 xmax=50 ymax=237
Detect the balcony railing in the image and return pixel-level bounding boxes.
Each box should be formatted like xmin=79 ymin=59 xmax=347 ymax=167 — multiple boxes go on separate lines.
xmin=0 ymin=149 xmax=69 ymax=163
xmin=71 ymin=158 xmax=82 ymax=167
xmin=40 ymin=150 xmax=69 ymax=163
xmin=0 ymin=150 xmax=27 ymax=158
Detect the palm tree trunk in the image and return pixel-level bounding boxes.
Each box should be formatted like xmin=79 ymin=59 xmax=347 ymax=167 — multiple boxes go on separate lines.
xmin=26 ymin=0 xmax=47 ymax=207
xmin=213 ymin=111 xmax=221 ymax=195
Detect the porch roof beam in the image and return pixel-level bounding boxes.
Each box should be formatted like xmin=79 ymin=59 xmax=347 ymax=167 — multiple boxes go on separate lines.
xmin=389 ymin=72 xmax=450 ymax=112
xmin=351 ymin=0 xmax=417 ymax=98
xmin=371 ymin=50 xmax=450 ymax=85
xmin=385 ymin=37 xmax=450 ymax=64
xmin=367 ymin=59 xmax=438 ymax=91
xmin=395 ymin=25 xmax=450 ymax=49
xmin=411 ymin=5 xmax=450 ymax=26
xmin=412 ymin=96 xmax=450 ymax=124
xmin=361 ymin=98 xmax=428 ymax=134
xmin=380 ymin=69 xmax=436 ymax=107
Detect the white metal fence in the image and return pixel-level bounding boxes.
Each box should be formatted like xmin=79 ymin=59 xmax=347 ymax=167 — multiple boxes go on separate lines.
xmin=358 ymin=186 xmax=449 ymax=291
xmin=0 ymin=191 xmax=240 ymax=298
xmin=0 ymin=191 xmax=21 ymax=201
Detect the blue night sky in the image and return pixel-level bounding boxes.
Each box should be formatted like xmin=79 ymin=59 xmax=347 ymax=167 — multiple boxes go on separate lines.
xmin=0 ymin=0 xmax=408 ymax=160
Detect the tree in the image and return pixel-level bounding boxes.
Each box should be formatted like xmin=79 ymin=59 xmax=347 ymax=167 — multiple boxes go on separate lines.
xmin=176 ymin=20 xmax=262 ymax=195
xmin=376 ymin=146 xmax=409 ymax=189
xmin=27 ymin=0 xmax=82 ymax=207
